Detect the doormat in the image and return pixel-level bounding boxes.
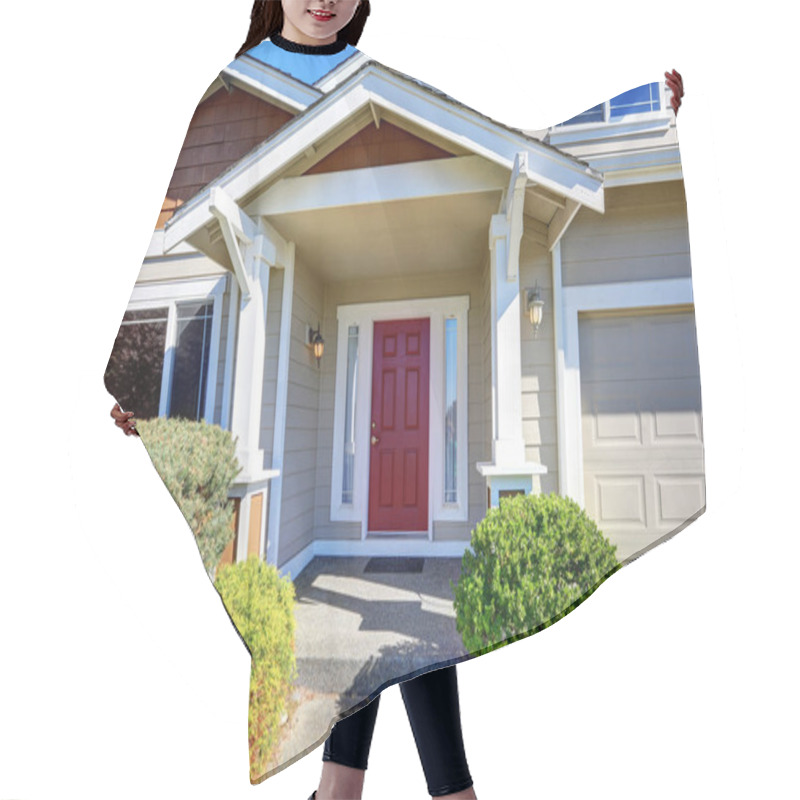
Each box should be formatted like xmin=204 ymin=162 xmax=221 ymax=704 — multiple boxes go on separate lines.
xmin=364 ymin=557 xmax=425 ymax=574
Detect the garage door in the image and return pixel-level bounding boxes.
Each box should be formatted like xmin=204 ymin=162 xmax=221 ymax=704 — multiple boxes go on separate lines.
xmin=579 ymin=308 xmax=705 ymax=561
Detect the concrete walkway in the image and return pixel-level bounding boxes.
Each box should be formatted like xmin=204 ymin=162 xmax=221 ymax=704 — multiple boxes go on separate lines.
xmin=275 ymin=555 xmax=469 ymax=768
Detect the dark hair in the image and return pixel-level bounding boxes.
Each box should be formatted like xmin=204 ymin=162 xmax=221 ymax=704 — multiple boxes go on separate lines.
xmin=235 ymin=0 xmax=371 ymax=59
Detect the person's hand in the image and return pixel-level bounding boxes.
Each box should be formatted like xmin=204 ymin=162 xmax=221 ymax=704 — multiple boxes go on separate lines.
xmin=110 ymin=402 xmax=139 ymax=436
xmin=665 ymin=69 xmax=684 ymax=115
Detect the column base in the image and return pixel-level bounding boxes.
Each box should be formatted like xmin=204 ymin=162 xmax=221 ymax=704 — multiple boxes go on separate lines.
xmin=476 ymin=462 xmax=547 ymax=509
xmin=229 ymin=470 xmax=280 ymax=562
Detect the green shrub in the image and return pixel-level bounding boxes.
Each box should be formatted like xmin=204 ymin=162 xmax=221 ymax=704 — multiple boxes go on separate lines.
xmin=136 ymin=417 xmax=241 ymax=577
xmin=452 ymin=493 xmax=619 ymax=655
xmin=215 ymin=558 xmax=296 ymax=781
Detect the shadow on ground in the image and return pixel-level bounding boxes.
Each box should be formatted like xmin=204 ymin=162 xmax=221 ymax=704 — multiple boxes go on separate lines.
xmin=271 ymin=555 xmax=470 ymax=773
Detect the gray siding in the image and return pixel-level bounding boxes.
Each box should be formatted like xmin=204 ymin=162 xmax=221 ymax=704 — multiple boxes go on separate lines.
xmin=519 ymin=231 xmax=560 ymax=495
xmin=278 ymin=261 xmax=325 ymax=564
xmin=467 ymin=262 xmax=491 ymax=532
xmin=562 ymin=181 xmax=691 ymax=287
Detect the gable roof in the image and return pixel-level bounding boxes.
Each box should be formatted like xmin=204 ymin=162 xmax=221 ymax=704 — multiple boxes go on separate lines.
xmin=165 ymin=58 xmax=604 ymax=256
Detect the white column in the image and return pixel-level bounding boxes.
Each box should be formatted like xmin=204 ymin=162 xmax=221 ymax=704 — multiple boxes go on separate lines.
xmin=478 ymin=201 xmax=547 ymax=501
xmin=488 ymin=213 xmax=526 ymax=467
xmin=229 ymin=236 xmax=272 ymax=479
xmin=551 ymin=240 xmax=570 ymax=497
xmin=264 ymin=240 xmax=295 ymax=567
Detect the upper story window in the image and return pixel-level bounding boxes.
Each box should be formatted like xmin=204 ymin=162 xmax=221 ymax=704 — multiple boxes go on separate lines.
xmin=560 ymin=82 xmax=662 ymax=126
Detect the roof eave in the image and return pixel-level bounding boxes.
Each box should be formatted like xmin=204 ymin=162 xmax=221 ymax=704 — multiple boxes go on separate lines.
xmin=164 ymin=60 xmax=604 ymax=252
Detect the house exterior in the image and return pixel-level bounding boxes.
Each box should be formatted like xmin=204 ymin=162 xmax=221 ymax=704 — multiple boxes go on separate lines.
xmin=106 ymin=46 xmax=704 ymax=578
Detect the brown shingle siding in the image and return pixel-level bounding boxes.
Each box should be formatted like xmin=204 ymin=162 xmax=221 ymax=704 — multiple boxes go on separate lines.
xmin=158 ymin=86 xmax=294 ymax=229
xmin=305 ymin=121 xmax=453 ymax=175
xmin=182 ymin=122 xmax=225 ymax=149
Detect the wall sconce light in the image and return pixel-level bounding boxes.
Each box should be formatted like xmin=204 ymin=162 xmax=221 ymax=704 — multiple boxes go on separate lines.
xmin=525 ymin=283 xmax=545 ymax=338
xmin=307 ymin=323 xmax=324 ymax=366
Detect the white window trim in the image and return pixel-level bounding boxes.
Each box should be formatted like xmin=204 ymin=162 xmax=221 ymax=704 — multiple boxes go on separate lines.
xmin=125 ymin=276 xmax=226 ymax=424
xmin=330 ymin=295 xmax=470 ymax=537
xmin=556 ymin=276 xmax=694 ymax=507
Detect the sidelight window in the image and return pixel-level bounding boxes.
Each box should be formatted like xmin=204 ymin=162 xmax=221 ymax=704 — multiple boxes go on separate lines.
xmin=444 ymin=317 xmax=458 ymax=504
xmin=341 ymin=324 xmax=359 ymax=505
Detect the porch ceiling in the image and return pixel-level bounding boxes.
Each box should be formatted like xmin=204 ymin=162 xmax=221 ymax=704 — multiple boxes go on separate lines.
xmin=264 ymin=190 xmax=503 ymax=282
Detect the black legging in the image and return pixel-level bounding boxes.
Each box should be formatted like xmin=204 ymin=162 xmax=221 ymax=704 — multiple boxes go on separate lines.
xmin=323 ymin=665 xmax=473 ymax=797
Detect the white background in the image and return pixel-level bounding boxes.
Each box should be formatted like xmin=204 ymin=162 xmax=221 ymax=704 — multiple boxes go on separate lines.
xmin=1 ymin=1 xmax=797 ymax=798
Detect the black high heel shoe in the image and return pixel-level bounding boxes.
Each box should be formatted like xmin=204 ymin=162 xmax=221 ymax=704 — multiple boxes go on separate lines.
xmin=307 ymin=793 xmax=316 ymax=800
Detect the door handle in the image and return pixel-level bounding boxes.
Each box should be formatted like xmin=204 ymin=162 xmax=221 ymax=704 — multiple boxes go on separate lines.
xmin=371 ymin=435 xmax=380 ymax=445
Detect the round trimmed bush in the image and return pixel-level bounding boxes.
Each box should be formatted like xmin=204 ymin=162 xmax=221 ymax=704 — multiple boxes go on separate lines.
xmin=215 ymin=557 xmax=296 ymax=781
xmin=452 ymin=493 xmax=619 ymax=655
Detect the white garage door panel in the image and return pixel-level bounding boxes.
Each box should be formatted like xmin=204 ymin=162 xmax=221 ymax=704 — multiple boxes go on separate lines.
xmin=594 ymin=476 xmax=646 ymax=524
xmin=580 ymin=309 xmax=705 ymax=560
xmin=654 ymin=404 xmax=703 ymax=440
xmin=657 ymin=475 xmax=705 ymax=522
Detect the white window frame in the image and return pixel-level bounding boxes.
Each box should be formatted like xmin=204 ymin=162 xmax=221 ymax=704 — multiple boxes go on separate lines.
xmin=330 ymin=295 xmax=470 ymax=536
xmin=124 ymin=276 xmax=226 ymax=424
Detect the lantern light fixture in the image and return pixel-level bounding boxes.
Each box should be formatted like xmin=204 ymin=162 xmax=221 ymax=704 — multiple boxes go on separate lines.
xmin=308 ymin=323 xmax=324 ymax=366
xmin=525 ymin=283 xmax=545 ymax=338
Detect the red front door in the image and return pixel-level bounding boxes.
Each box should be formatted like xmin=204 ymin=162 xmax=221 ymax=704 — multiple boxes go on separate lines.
xmin=368 ymin=318 xmax=430 ymax=532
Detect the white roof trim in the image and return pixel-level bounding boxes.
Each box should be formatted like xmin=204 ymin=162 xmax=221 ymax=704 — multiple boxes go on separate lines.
xmin=545 ymin=113 xmax=672 ymax=147
xmin=245 ymin=155 xmax=507 ymax=217
xmin=164 ymin=62 xmax=604 ymax=252
xmin=314 ymin=50 xmax=371 ymax=93
xmin=603 ymin=163 xmax=683 ymax=187
xmin=221 ymin=55 xmax=322 ymax=111
xmin=207 ymin=51 xmax=370 ymax=112
xmin=585 ymin=147 xmax=683 ymax=186
xmin=354 ymin=68 xmax=604 ymax=209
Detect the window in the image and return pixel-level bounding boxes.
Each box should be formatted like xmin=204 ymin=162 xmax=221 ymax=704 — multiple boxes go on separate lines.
xmin=560 ymin=82 xmax=661 ymax=126
xmin=444 ymin=317 xmax=458 ymax=504
xmin=104 ymin=278 xmax=224 ymax=423
xmin=169 ymin=302 xmax=214 ymax=420
xmin=105 ymin=307 xmax=168 ymax=420
xmin=341 ymin=324 xmax=359 ymax=504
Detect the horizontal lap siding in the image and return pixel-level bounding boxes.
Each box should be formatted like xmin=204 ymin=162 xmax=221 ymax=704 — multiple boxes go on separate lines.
xmin=562 ymin=182 xmax=691 ymax=286
xmin=433 ymin=520 xmax=471 ymax=541
xmin=519 ymin=233 xmax=559 ymax=495
xmin=466 ymin=297 xmax=485 ymax=532
xmin=278 ymin=260 xmax=324 ymax=565
xmin=470 ymin=256 xmax=492 ymax=528
xmin=312 ymin=315 xmax=337 ymax=540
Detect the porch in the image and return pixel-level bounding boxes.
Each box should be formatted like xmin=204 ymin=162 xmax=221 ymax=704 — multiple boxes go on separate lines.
xmin=160 ymin=64 xmax=605 ymax=569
